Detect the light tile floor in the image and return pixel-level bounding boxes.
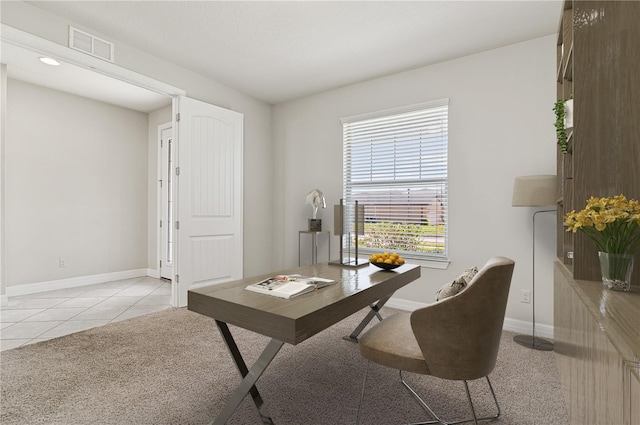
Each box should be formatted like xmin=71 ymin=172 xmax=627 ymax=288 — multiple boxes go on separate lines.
xmin=0 ymin=276 xmax=171 ymax=351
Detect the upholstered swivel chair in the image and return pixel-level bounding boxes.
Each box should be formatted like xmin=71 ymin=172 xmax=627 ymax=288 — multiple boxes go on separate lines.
xmin=357 ymin=256 xmax=515 ymax=425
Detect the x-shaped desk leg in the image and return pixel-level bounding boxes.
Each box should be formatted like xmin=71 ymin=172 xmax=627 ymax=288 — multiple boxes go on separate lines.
xmin=342 ymin=295 xmax=390 ymax=343
xmin=213 ymin=320 xmax=284 ymax=425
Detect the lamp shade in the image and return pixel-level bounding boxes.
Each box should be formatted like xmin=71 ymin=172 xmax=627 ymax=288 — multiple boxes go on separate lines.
xmin=512 ymin=175 xmax=557 ymax=207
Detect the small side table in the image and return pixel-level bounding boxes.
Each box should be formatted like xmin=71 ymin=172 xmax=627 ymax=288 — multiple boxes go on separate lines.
xmin=298 ymin=230 xmax=330 ymax=266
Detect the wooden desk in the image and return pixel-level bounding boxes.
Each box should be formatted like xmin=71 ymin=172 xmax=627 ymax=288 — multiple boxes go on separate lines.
xmin=188 ymin=262 xmax=420 ymax=424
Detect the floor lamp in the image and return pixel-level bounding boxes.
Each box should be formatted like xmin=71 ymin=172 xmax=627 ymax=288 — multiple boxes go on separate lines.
xmin=512 ymin=175 xmax=557 ymax=351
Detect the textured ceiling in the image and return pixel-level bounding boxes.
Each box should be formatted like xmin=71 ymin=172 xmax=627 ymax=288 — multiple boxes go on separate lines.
xmin=23 ymin=1 xmax=562 ymax=105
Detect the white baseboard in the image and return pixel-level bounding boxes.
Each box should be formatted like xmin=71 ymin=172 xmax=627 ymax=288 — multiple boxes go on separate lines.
xmin=387 ymin=296 xmax=554 ymax=340
xmin=146 ymin=268 xmax=160 ymax=279
xmin=1 ymin=293 xmax=8 ymax=306
xmin=385 ymin=297 xmax=425 ymax=312
xmin=6 ymin=269 xmax=149 ymax=297
xmin=503 ymin=317 xmax=554 ymax=340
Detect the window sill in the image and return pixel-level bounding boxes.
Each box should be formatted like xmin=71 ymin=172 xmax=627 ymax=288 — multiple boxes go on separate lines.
xmin=355 ymin=254 xmax=450 ymax=270
xmin=405 ymin=257 xmax=450 ymax=270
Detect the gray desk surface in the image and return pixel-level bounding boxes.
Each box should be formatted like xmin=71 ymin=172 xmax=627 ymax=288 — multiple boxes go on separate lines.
xmin=188 ymin=262 xmax=420 ymax=345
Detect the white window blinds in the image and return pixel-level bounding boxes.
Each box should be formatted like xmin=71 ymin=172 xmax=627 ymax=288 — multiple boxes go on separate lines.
xmin=342 ymin=99 xmax=448 ymax=258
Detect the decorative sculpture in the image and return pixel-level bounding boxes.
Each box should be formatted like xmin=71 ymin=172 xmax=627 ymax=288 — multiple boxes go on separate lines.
xmin=306 ymin=189 xmax=326 ymax=231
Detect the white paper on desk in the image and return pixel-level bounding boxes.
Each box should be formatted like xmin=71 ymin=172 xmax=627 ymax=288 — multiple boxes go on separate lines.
xmin=245 ymin=276 xmax=335 ymax=299
xmin=307 ymin=277 xmax=334 ymax=288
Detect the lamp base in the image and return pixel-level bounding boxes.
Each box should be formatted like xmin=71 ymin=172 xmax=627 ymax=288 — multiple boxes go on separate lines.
xmin=513 ymin=334 xmax=554 ymax=351
xmin=328 ymin=258 xmax=370 ymax=269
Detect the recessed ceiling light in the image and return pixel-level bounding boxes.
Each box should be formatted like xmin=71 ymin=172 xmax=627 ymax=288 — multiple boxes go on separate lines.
xmin=38 ymin=57 xmax=60 ymax=66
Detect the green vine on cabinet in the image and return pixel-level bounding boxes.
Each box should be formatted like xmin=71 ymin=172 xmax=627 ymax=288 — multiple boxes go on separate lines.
xmin=554 ymin=99 xmax=568 ymax=154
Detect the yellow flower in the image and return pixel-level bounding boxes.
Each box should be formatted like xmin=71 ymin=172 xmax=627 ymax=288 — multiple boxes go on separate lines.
xmin=565 ymin=195 xmax=640 ymax=255
xmin=565 ymin=210 xmax=583 ymax=232
xmin=590 ymin=213 xmax=605 ymax=231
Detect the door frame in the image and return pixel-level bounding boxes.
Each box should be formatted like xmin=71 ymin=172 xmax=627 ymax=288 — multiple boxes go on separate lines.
xmin=157 ymin=122 xmax=173 ymax=281
xmin=1 ymin=25 xmax=186 ymax=306
xmin=0 ymin=25 xmax=185 ymax=98
xmin=0 ymin=64 xmax=7 ymax=306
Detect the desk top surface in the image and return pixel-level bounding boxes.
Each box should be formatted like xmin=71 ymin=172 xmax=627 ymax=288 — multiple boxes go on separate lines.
xmin=188 ymin=262 xmax=420 ymax=344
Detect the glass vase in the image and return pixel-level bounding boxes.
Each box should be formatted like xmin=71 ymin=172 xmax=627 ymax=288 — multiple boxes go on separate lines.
xmin=598 ymin=252 xmax=633 ymax=291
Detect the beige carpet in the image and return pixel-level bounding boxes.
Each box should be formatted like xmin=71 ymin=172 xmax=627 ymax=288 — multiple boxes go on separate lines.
xmin=0 ymin=307 xmax=569 ymax=424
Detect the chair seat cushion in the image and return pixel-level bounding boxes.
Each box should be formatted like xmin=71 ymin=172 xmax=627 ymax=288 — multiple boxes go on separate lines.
xmin=359 ymin=313 xmax=430 ymax=375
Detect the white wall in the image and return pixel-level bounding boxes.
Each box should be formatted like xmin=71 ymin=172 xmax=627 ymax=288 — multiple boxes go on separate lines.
xmin=273 ymin=35 xmax=558 ymax=332
xmin=1 ymin=2 xmax=558 ymax=333
xmin=1 ymin=1 xmax=274 ymax=279
xmin=6 ymin=79 xmax=149 ymax=286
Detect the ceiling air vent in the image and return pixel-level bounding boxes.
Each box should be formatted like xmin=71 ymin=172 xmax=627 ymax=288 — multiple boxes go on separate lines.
xmin=69 ymin=26 xmax=114 ymax=62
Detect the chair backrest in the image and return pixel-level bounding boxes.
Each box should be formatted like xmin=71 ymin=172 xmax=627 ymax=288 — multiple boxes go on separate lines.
xmin=410 ymin=256 xmax=515 ymax=381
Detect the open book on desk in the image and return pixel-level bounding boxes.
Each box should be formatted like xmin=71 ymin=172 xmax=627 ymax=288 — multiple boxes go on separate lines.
xmin=245 ymin=274 xmax=335 ymax=299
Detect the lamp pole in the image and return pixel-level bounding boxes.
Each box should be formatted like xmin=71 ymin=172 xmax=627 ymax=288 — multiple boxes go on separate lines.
xmin=513 ymin=208 xmax=555 ymax=351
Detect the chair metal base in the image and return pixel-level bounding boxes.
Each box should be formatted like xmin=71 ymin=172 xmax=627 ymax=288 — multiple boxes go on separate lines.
xmin=400 ymin=371 xmax=500 ymax=425
xmin=356 ymin=361 xmax=501 ymax=425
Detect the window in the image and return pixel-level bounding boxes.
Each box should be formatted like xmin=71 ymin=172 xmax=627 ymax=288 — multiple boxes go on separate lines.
xmin=342 ymin=99 xmax=448 ymax=259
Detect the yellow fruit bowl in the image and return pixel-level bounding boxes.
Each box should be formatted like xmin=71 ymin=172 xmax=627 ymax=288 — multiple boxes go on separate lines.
xmin=371 ymin=261 xmax=401 ymax=271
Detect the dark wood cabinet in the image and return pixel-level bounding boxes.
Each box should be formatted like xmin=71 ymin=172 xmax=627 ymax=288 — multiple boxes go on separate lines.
xmin=554 ymin=262 xmax=640 ymax=425
xmin=556 ymin=0 xmax=640 ymax=286
xmin=555 ymin=3 xmax=640 ymax=424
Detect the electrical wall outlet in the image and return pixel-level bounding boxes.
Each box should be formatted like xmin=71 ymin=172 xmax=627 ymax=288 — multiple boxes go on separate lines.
xmin=59 ymin=258 xmax=67 ymax=268
xmin=521 ymin=289 xmax=531 ymax=303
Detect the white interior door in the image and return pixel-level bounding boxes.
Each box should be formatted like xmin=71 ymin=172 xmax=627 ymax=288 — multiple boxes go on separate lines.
xmin=159 ymin=125 xmax=174 ymax=280
xmin=173 ymin=96 xmax=243 ymax=307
